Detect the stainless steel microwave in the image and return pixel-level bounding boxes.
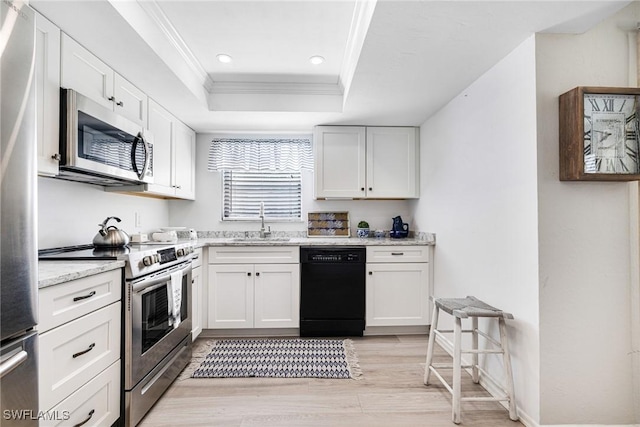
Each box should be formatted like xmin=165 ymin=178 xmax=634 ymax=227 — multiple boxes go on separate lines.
xmin=58 ymin=88 xmax=153 ymax=186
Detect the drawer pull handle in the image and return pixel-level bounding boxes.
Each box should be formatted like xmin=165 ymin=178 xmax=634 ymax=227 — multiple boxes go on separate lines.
xmin=73 ymin=291 xmax=96 ymax=302
xmin=391 ymin=252 xmax=404 ymax=256
xmin=72 ymin=343 xmax=95 ymax=359
xmin=73 ymin=409 xmax=95 ymax=427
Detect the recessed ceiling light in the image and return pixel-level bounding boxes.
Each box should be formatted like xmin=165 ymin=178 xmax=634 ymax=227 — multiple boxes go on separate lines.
xmin=216 ymin=54 xmax=232 ymax=64
xmin=309 ymin=55 xmax=325 ymax=65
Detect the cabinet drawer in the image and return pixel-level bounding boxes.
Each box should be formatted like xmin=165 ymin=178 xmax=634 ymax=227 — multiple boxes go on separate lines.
xmin=366 ymin=246 xmax=429 ymax=263
xmin=42 ymin=361 xmax=120 ymax=427
xmin=192 ymin=247 xmax=203 ymax=268
xmin=39 ymin=302 xmax=121 ymax=411
xmin=39 ymin=269 xmax=122 ymax=333
xmin=208 ymin=246 xmax=299 ymax=264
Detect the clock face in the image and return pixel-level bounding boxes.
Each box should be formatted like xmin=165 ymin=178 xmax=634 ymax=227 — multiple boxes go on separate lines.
xmin=583 ymin=93 xmax=640 ymax=174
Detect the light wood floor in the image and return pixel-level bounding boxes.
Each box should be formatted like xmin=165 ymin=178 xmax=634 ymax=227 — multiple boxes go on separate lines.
xmin=139 ymin=335 xmax=523 ymax=427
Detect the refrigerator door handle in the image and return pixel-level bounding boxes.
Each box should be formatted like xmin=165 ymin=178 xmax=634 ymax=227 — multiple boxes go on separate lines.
xmin=0 ymin=349 xmax=28 ymax=379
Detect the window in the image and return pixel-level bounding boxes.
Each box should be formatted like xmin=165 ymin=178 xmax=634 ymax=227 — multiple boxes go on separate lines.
xmin=222 ymin=170 xmax=302 ymax=220
xmin=208 ymin=137 xmax=312 ymax=221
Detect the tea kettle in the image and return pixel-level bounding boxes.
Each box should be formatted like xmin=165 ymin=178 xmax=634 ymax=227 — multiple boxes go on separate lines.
xmin=93 ymin=216 xmax=130 ymax=247
xmin=392 ymin=216 xmax=409 ymax=233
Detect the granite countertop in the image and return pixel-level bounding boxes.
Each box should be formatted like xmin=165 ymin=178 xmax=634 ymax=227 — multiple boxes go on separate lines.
xmin=38 ymin=260 xmax=125 ymax=289
xmin=192 ymin=236 xmax=434 ymax=247
xmin=38 ymin=232 xmax=434 ymax=288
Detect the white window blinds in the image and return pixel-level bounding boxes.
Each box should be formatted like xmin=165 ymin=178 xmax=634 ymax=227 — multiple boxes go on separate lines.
xmin=208 ymin=138 xmax=313 ymax=171
xmin=222 ymin=171 xmax=302 ymax=219
xmin=208 ymin=138 xmax=311 ymax=220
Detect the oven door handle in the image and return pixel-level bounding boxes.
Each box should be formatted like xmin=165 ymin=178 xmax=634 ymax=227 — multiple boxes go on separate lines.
xmin=131 ymin=261 xmax=191 ymax=294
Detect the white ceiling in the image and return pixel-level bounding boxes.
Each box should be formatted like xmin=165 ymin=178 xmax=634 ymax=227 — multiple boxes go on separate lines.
xmin=31 ymin=0 xmax=633 ymax=133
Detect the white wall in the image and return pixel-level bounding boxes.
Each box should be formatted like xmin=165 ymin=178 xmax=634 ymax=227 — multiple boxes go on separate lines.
xmin=410 ymin=36 xmax=541 ymax=424
xmin=38 ymin=177 xmax=169 ymax=248
xmin=535 ymin=3 xmax=639 ymax=424
xmin=169 ymin=133 xmax=414 ymax=234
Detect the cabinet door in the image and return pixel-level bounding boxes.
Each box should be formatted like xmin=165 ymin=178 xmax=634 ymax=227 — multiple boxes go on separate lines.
xmin=60 ymin=34 xmax=113 ymax=109
xmin=35 ymin=12 xmax=60 ymax=176
xmin=366 ymin=263 xmax=429 ymax=326
xmin=191 ymin=265 xmax=202 ymax=340
xmin=314 ymin=126 xmax=366 ymax=198
xmin=173 ymin=121 xmax=196 ymax=200
xmin=254 ymin=264 xmax=300 ymax=328
xmin=147 ymin=99 xmax=174 ymax=194
xmin=114 ymin=73 xmax=147 ymax=127
xmin=207 ymin=264 xmax=254 ymax=328
xmin=39 ymin=302 xmax=121 ymax=411
xmin=46 ymin=361 xmax=120 ymax=426
xmin=366 ymin=127 xmax=419 ymax=198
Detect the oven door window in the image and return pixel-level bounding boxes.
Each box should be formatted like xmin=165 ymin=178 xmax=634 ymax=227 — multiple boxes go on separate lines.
xmin=141 ymin=275 xmax=188 ymax=354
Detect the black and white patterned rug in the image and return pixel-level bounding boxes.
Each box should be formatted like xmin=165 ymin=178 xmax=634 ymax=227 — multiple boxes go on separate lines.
xmin=190 ymin=338 xmax=362 ymax=379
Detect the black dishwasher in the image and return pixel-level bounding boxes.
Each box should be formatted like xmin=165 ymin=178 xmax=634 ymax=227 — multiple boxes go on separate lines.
xmin=300 ymin=246 xmax=366 ymax=337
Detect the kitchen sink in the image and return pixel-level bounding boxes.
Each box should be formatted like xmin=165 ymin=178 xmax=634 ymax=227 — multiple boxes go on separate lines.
xmin=231 ymin=237 xmax=291 ymax=242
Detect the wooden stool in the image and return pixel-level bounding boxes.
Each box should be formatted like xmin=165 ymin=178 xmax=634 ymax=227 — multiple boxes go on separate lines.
xmin=423 ymin=296 xmax=518 ymax=424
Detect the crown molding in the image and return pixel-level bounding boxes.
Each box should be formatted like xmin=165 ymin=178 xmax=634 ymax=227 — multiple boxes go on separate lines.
xmin=339 ymin=0 xmax=377 ymax=104
xmin=136 ymin=0 xmax=215 ymax=93
xmin=211 ymin=81 xmax=343 ymax=96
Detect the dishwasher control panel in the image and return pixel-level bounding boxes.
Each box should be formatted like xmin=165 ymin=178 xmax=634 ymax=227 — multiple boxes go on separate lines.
xmin=300 ymin=247 xmax=366 ymax=263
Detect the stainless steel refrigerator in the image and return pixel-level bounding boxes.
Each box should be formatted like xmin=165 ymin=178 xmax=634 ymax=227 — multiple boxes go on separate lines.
xmin=1 ymin=1 xmax=39 ymax=425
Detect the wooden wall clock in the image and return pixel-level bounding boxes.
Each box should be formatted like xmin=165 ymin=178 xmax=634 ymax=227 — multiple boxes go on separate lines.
xmin=559 ymin=86 xmax=640 ymax=181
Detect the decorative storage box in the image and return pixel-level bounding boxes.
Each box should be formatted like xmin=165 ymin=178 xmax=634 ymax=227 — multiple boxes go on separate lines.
xmin=307 ymin=212 xmax=350 ymax=237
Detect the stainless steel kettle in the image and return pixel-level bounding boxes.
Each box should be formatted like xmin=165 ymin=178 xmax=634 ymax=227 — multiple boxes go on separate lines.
xmin=93 ymin=216 xmax=130 ymax=247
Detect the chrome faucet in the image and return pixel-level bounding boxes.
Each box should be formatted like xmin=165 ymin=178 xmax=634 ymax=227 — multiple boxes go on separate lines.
xmin=259 ymin=214 xmax=271 ymax=238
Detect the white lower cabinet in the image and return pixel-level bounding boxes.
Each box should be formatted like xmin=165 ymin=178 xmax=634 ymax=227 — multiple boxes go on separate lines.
xmin=191 ymin=248 xmax=203 ymax=340
xmin=43 ymin=361 xmax=120 ymax=427
xmin=366 ymin=246 xmax=431 ymax=327
xmin=38 ymin=269 xmax=122 ymax=426
xmin=207 ymin=246 xmax=300 ymax=329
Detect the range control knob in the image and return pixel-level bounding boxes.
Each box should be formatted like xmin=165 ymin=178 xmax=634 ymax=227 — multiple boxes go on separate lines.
xmin=177 ymin=248 xmax=185 ymax=257
xmin=142 ymin=255 xmax=155 ymax=266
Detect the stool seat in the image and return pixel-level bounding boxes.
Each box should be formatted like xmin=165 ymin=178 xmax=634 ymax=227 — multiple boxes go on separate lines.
xmin=435 ymin=296 xmax=514 ymax=319
xmin=424 ymin=296 xmax=518 ymax=424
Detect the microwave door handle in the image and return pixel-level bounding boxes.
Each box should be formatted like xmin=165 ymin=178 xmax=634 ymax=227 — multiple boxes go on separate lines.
xmin=131 ymin=134 xmax=150 ymax=180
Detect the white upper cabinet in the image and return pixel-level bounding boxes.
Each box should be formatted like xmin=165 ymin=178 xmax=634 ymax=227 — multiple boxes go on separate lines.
xmin=61 ymin=34 xmax=147 ymax=127
xmin=314 ymin=126 xmax=366 ymax=198
xmin=147 ymin=99 xmax=174 ymax=190
xmin=145 ymin=99 xmax=196 ymax=200
xmin=173 ymin=120 xmax=196 ymax=200
xmin=366 ymin=127 xmax=419 ymax=198
xmin=314 ymin=126 xmax=419 ymax=199
xmin=35 ymin=11 xmax=61 ymax=176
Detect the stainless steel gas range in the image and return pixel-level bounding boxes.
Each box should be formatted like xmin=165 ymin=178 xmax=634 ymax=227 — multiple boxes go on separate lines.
xmin=39 ymin=241 xmax=195 ymax=426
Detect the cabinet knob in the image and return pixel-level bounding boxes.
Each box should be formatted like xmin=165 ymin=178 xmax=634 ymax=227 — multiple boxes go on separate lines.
xmin=369 ymin=187 xmax=373 ymax=191
xmin=116 ymin=101 xmax=124 ymax=107
xmin=368 ymin=271 xmax=373 ymax=275
xmin=247 ymin=272 xmax=251 ymax=276
xmin=51 ymin=153 xmax=61 ymax=161
xmin=108 ymin=96 xmax=115 ymax=102
xmin=361 ymin=187 xmax=365 ymax=191
xmin=256 ymin=272 xmax=260 ymax=277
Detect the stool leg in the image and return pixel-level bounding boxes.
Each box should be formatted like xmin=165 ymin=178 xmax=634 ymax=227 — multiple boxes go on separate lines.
xmin=472 ymin=316 xmax=479 ymax=383
xmin=499 ymin=318 xmax=518 ymax=421
xmin=424 ymin=302 xmax=440 ymax=385
xmin=452 ymin=316 xmax=462 ymax=424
